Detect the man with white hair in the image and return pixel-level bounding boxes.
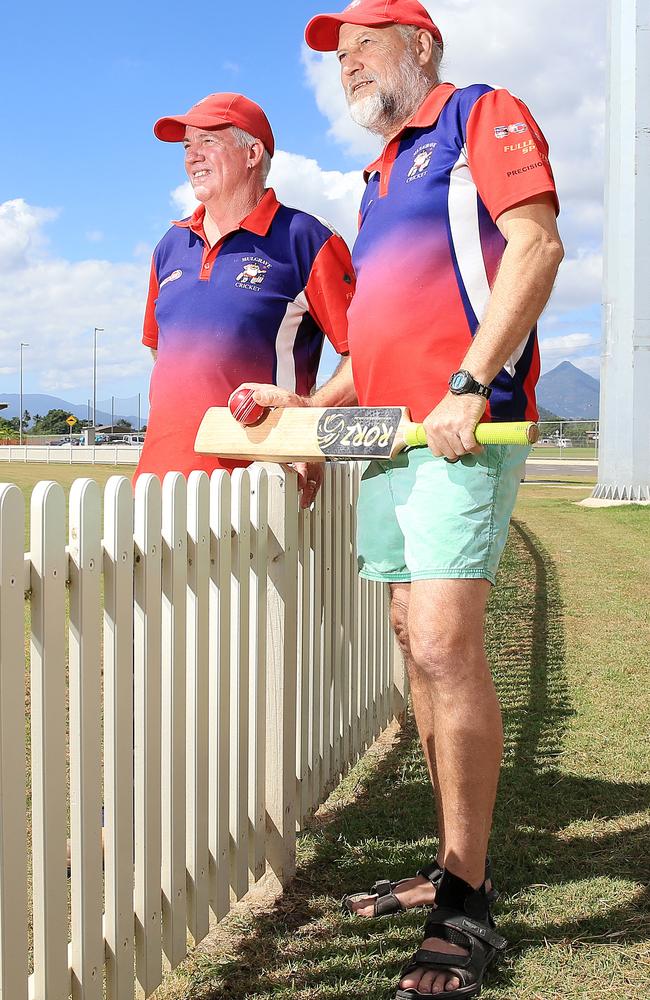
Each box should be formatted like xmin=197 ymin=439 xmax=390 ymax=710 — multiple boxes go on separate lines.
xmin=135 ymin=92 xmax=355 ymax=503
xmin=254 ymin=6 xmax=562 ymax=995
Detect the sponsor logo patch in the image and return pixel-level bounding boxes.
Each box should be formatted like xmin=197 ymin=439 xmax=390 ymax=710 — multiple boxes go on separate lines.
xmin=407 ymin=142 xmax=437 ymax=181
xmin=503 ymin=139 xmax=537 ymax=155
xmin=235 ymin=256 xmax=271 ymax=291
xmin=494 ymin=122 xmax=528 ymax=139
xmin=159 ymin=269 xmax=183 ymax=290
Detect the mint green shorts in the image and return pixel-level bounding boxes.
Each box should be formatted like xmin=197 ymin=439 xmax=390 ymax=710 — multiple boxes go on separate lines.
xmin=356 ymin=445 xmax=530 ymax=585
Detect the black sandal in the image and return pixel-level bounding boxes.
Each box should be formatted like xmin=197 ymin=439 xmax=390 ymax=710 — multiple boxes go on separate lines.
xmin=395 ymin=869 xmax=507 ymax=999
xmin=341 ymin=858 xmax=496 ymax=918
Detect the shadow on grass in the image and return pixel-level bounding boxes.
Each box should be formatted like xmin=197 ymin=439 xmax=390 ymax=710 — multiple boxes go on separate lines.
xmin=194 ymin=520 xmax=649 ymax=999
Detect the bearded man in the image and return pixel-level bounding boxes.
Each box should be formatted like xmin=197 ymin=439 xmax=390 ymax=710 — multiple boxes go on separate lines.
xmin=252 ymin=4 xmax=563 ymax=995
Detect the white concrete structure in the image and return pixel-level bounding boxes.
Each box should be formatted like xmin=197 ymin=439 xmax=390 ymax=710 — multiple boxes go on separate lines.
xmin=594 ymin=0 xmax=650 ymax=502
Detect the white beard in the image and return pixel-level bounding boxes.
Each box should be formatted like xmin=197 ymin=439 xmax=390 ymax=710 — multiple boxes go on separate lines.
xmin=349 ymin=91 xmax=384 ymax=129
xmin=346 ymin=53 xmax=434 ymax=137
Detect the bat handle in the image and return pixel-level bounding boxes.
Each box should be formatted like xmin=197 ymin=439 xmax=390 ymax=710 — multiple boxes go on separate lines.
xmin=404 ymin=421 xmax=539 ymax=448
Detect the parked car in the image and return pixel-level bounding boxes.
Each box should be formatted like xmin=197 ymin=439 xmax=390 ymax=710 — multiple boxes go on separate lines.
xmin=115 ymin=434 xmax=145 ymax=446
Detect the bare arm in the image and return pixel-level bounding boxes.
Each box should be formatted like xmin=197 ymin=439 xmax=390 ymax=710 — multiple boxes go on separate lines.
xmin=249 ymin=354 xmax=357 ymax=410
xmin=423 ymin=193 xmax=564 ymax=460
xmin=150 ymin=349 xmax=157 ymax=361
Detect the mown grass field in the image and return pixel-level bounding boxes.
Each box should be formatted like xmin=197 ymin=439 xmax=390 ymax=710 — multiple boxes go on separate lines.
xmin=155 ymin=481 xmax=649 ymax=1000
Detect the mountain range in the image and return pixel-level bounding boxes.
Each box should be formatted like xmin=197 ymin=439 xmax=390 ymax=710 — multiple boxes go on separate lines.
xmin=0 ymin=393 xmax=145 ymax=428
xmin=536 ymin=361 xmax=600 ymax=420
xmin=1 ymin=361 xmax=600 ymax=426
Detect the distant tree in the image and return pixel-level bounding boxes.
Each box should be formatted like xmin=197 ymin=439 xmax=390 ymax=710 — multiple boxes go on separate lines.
xmin=32 ymin=409 xmax=75 ymax=435
xmin=22 ymin=410 xmax=31 ymax=430
xmin=114 ymin=418 xmax=133 ymax=431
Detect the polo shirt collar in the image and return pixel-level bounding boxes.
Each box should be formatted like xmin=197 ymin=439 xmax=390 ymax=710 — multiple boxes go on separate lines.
xmin=363 ymin=83 xmax=457 ymax=180
xmin=173 ymin=187 xmax=282 ymax=238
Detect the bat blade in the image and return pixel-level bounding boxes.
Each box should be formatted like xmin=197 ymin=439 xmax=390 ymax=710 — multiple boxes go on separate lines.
xmin=194 ymin=406 xmax=538 ymax=462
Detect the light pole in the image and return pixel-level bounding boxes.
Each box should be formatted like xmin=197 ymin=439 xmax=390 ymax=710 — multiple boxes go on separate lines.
xmin=93 ymin=327 xmax=104 ymax=428
xmin=19 ymin=342 xmax=29 ymax=446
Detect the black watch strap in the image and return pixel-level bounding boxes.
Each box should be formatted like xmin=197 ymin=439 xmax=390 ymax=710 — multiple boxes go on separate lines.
xmin=448 ymin=369 xmax=492 ymax=399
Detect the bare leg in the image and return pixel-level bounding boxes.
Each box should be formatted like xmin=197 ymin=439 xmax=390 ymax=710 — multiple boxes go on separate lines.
xmin=399 ymin=578 xmax=502 ymax=995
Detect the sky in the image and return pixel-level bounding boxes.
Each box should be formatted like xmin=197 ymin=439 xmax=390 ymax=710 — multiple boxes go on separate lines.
xmin=0 ymin=0 xmax=606 ymax=409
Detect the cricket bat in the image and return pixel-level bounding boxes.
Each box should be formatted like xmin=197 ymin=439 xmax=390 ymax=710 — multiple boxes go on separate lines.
xmin=195 ymin=406 xmax=539 ymax=463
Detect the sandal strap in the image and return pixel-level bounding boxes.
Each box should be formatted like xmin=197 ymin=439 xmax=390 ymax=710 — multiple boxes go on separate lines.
xmin=374 ymin=889 xmax=404 ymax=917
xmin=413 ymin=947 xmax=471 ymax=969
xmin=416 ymin=861 xmax=443 ymax=888
xmin=372 ymin=879 xmax=393 ymax=898
xmin=424 ymin=907 xmax=508 ymax=953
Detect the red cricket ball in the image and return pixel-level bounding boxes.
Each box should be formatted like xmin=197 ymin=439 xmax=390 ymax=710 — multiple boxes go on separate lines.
xmin=228 ymin=387 xmax=268 ymax=426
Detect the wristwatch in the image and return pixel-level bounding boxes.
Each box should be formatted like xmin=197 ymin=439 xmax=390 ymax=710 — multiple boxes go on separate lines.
xmin=448 ymin=369 xmax=492 ymax=399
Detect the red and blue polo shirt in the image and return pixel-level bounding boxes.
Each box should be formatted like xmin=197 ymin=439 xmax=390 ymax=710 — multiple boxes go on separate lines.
xmin=348 ymin=83 xmax=560 ymax=423
xmin=135 ymin=188 xmax=354 ymax=481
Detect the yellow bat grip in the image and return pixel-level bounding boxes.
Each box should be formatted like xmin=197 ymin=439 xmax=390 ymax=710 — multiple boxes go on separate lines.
xmin=404 ymin=421 xmax=539 ymax=447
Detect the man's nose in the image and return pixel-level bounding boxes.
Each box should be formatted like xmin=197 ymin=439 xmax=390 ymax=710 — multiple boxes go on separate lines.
xmin=185 ymin=145 xmax=203 ymax=161
xmin=342 ymin=54 xmax=364 ymax=80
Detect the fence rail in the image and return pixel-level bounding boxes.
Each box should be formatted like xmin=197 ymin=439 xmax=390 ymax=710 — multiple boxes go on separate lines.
xmin=0 ymin=464 xmax=403 ymax=1000
xmin=0 ymin=445 xmax=140 ymax=465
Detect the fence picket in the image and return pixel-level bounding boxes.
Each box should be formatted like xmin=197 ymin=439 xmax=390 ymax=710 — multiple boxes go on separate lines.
xmin=29 ymin=481 xmax=69 ymax=999
xmin=248 ymin=466 xmax=268 ymax=882
xmin=309 ymin=491 xmax=322 ymax=812
xmin=133 ymin=475 xmax=163 ymax=995
xmin=297 ymin=504 xmax=311 ymax=827
xmin=186 ymin=471 xmax=211 ymax=943
xmin=340 ymin=469 xmax=351 ymax=772
xmin=69 ymin=478 xmax=104 ymax=999
xmin=320 ymin=470 xmax=332 ymax=794
xmin=349 ymin=468 xmax=359 ymax=765
xmin=230 ymin=470 xmax=250 ymax=900
xmin=161 ymin=473 xmax=188 ymax=969
xmin=331 ymin=467 xmax=342 ymax=779
xmin=0 ymin=485 xmax=29 ymax=1000
xmin=103 ymin=476 xmax=135 ymax=999
xmin=265 ymin=471 xmax=298 ymax=882
xmin=208 ymin=472 xmax=231 ymax=920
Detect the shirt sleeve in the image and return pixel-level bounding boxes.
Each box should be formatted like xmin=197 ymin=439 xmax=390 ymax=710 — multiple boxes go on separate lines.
xmin=304 ymin=233 xmax=355 ymax=354
xmin=142 ymin=257 xmax=160 ymax=349
xmin=466 ymin=88 xmax=559 ymax=223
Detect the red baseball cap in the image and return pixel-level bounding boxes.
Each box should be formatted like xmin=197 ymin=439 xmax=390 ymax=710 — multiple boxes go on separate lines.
xmin=154 ymin=93 xmax=275 ymax=156
xmin=305 ymin=0 xmax=443 ymax=52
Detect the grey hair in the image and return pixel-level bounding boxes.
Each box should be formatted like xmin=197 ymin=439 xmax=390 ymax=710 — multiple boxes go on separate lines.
xmin=397 ymin=24 xmax=443 ymax=81
xmin=230 ymin=126 xmax=272 ymax=183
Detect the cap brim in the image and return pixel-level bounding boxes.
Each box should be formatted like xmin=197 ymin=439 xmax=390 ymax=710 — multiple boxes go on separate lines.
xmin=153 ymin=112 xmax=231 ymax=143
xmin=305 ymin=12 xmax=394 ymax=51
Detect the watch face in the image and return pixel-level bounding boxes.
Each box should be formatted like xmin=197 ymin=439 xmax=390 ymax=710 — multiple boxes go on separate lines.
xmin=450 ymin=371 xmax=470 ymax=392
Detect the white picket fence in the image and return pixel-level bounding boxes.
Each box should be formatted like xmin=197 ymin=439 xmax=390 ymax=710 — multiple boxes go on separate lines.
xmin=0 ymin=464 xmax=405 ymax=1000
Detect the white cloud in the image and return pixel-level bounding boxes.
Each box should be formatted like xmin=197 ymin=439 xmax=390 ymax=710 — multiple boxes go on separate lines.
xmin=540 ymin=333 xmax=594 ymax=353
xmin=0 ymin=200 xmax=150 ymax=398
xmin=0 ymin=199 xmax=59 ymax=271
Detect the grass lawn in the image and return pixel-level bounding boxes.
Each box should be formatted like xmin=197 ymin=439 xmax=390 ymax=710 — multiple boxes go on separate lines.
xmin=154 ymin=482 xmax=650 ymax=1000
xmin=529 ymin=447 xmax=597 ymax=461
xmin=0 ymin=463 xmax=136 ymax=547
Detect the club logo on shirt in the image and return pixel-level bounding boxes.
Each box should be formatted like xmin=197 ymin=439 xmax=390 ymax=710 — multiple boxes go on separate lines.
xmin=494 ymin=122 xmax=528 ymax=139
xmin=235 ymin=257 xmax=271 ymax=291
xmin=159 ymin=269 xmax=183 ymax=290
xmin=407 ymin=143 xmax=437 ymax=181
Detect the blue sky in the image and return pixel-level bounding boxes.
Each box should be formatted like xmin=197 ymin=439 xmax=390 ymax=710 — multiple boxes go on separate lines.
xmin=0 ymin=0 xmax=606 ymax=406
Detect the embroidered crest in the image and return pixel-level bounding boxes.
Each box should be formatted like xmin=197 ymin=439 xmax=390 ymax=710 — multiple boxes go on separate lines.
xmin=407 ymin=143 xmax=436 ymax=181
xmin=235 ymin=257 xmax=272 ymax=291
